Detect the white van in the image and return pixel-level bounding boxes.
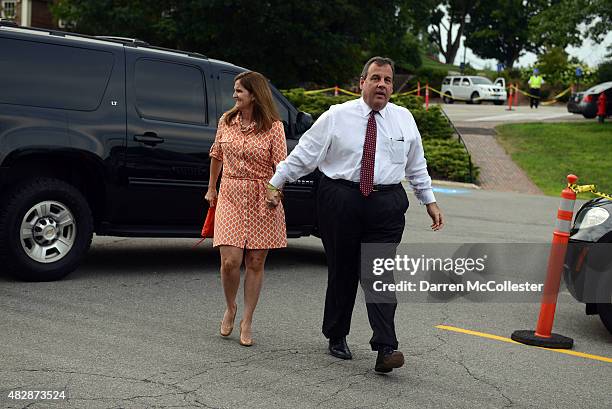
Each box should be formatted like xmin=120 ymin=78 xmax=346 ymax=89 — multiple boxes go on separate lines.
xmin=441 ymin=76 xmax=507 ymax=105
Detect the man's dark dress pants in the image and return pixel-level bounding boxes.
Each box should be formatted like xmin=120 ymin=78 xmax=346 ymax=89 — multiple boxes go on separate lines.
xmin=317 ymin=175 xmax=409 ymax=351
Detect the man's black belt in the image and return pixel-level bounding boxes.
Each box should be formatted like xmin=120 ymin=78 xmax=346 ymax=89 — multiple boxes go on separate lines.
xmin=324 ymin=175 xmax=402 ymax=191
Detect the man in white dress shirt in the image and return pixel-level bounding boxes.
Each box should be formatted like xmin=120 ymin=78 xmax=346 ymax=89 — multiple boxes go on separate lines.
xmin=266 ymin=57 xmax=444 ymax=373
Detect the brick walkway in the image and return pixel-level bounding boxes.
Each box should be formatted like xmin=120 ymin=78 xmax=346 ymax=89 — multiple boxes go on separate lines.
xmin=456 ymin=125 xmax=543 ymax=194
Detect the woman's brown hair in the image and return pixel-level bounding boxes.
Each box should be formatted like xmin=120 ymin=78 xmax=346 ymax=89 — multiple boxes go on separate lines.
xmin=224 ymin=71 xmax=280 ymax=133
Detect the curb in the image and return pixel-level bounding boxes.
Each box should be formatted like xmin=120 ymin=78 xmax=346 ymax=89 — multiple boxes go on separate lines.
xmin=432 ymin=179 xmax=481 ymax=190
xmin=401 ymin=179 xmax=481 ymax=190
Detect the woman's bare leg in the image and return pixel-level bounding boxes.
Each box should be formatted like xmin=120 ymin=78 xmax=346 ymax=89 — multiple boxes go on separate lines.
xmin=241 ymin=249 xmax=269 ymax=342
xmin=219 ymin=245 xmax=244 ymax=334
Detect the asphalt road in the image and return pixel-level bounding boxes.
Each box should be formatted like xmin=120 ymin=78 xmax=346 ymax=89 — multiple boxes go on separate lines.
xmin=1 ymin=185 xmax=610 ymax=409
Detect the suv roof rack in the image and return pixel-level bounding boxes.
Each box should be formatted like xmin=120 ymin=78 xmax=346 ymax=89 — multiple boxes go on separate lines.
xmin=94 ymin=36 xmax=150 ymax=47
xmin=1 ymin=23 xmax=207 ymax=59
xmin=146 ymin=45 xmax=206 ymax=59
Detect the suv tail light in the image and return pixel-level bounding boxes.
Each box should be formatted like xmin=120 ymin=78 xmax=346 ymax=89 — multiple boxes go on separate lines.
xmin=583 ymin=95 xmax=593 ymax=103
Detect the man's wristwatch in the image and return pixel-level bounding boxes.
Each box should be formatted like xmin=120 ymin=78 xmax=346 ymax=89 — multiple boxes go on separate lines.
xmin=266 ymin=183 xmax=279 ymax=192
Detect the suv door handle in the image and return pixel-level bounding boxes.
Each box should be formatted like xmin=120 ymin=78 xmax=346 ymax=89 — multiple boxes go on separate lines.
xmin=134 ymin=132 xmax=164 ymax=146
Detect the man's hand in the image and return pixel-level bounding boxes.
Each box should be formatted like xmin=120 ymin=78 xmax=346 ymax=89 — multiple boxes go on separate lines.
xmin=204 ymin=188 xmax=218 ymax=207
xmin=426 ymin=202 xmax=444 ymax=231
xmin=265 ymin=183 xmax=282 ymax=208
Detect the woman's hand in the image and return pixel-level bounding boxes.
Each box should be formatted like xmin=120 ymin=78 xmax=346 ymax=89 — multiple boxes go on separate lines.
xmin=205 ymin=188 xmax=218 ymax=207
xmin=265 ymin=185 xmax=281 ymax=209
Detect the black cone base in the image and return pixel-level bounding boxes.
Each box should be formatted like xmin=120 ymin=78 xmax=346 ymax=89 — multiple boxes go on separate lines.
xmin=511 ymin=330 xmax=573 ymax=349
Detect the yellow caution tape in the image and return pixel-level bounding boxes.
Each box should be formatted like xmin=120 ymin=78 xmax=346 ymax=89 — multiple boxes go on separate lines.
xmin=428 ymin=86 xmax=483 ymax=102
xmin=569 ymin=183 xmax=612 ymax=201
xmin=392 ymin=88 xmax=420 ymax=97
xmin=509 ymin=86 xmax=572 ymax=106
xmin=336 ymin=88 xmax=361 ymax=97
xmin=303 ymin=87 xmax=337 ymax=95
xmin=301 ymin=86 xmax=424 ymax=99
xmin=510 ymin=86 xmax=539 ymax=99
xmin=302 ymin=84 xmax=571 ymax=107
xmin=543 ymin=87 xmax=572 ymax=105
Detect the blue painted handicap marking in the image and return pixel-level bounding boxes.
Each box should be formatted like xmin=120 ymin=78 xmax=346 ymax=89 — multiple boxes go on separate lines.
xmin=432 ymin=187 xmax=471 ymax=195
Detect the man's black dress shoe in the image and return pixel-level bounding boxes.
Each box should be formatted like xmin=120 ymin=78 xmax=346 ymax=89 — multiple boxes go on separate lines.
xmin=375 ymin=346 xmax=405 ymax=373
xmin=328 ymin=337 xmax=352 ymax=360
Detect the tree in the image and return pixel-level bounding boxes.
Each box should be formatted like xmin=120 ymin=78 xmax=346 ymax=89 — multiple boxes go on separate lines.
xmin=585 ymin=0 xmax=612 ymax=42
xmin=528 ymin=0 xmax=590 ymax=51
xmin=463 ymin=0 xmax=544 ymax=69
xmin=427 ymin=0 xmax=478 ymax=65
xmin=597 ymin=60 xmax=612 ymax=83
xmin=52 ymin=0 xmax=421 ymax=87
xmin=535 ymin=47 xmax=569 ymax=85
xmin=466 ymin=0 xmax=609 ymax=69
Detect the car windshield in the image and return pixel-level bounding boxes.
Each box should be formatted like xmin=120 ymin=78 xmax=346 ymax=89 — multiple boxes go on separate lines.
xmin=471 ymin=77 xmax=493 ymax=85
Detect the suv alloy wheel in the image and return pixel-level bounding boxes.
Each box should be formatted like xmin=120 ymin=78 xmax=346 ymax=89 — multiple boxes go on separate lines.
xmin=0 ymin=178 xmax=93 ymax=281
xmin=470 ymin=92 xmax=482 ymax=105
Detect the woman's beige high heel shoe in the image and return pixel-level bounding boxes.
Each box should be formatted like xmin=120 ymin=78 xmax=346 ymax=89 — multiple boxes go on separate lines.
xmin=220 ymin=304 xmax=237 ymax=337
xmin=239 ymin=320 xmax=254 ymax=346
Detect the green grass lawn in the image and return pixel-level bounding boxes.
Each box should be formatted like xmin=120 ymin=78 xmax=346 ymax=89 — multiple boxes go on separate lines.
xmin=420 ymin=53 xmax=459 ymax=71
xmin=496 ymin=122 xmax=612 ymax=197
xmin=419 ymin=53 xmax=502 ymax=79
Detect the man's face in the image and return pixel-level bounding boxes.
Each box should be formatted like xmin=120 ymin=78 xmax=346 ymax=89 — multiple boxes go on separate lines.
xmin=360 ymin=63 xmax=393 ymax=111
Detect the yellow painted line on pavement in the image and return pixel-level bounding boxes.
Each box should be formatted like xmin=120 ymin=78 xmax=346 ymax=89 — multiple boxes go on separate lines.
xmin=436 ymin=325 xmax=612 ymax=363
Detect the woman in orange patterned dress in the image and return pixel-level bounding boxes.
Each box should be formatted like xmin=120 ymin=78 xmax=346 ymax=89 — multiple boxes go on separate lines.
xmin=204 ymin=71 xmax=287 ymax=346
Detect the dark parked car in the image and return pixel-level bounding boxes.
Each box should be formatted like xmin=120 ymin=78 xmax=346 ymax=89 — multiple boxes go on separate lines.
xmin=566 ymin=81 xmax=612 ymax=119
xmin=0 ymin=22 xmax=316 ymax=281
xmin=564 ymin=198 xmax=612 ymax=335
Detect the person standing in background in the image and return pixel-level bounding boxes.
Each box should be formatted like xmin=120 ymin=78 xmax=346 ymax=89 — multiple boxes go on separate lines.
xmin=528 ymin=68 xmax=544 ymax=109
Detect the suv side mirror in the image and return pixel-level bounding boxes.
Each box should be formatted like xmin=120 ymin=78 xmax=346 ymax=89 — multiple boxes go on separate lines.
xmin=295 ymin=111 xmax=313 ymax=136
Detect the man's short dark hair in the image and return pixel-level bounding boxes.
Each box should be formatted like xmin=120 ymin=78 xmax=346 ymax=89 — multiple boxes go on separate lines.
xmin=361 ymin=57 xmax=395 ymax=79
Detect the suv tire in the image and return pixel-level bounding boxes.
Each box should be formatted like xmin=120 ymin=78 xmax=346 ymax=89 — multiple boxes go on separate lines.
xmin=442 ymin=93 xmax=454 ymax=104
xmin=470 ymin=92 xmax=482 ymax=105
xmin=0 ymin=178 xmax=93 ymax=281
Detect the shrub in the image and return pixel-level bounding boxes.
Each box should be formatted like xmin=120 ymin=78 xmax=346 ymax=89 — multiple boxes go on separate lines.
xmin=389 ymin=94 xmax=423 ymax=110
xmin=424 ymin=139 xmax=478 ymax=183
xmin=282 ymin=88 xmax=353 ymax=120
xmin=408 ymin=106 xmax=454 ymax=140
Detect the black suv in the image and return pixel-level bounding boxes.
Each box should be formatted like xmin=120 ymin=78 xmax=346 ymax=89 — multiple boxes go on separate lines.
xmin=0 ymin=22 xmax=317 ymax=281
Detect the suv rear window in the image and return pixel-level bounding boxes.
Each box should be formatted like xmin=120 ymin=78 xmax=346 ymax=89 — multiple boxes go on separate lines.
xmin=134 ymin=59 xmax=207 ymax=125
xmin=0 ymin=38 xmax=114 ymax=111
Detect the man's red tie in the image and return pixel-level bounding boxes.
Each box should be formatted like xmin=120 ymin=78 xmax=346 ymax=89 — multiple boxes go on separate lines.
xmin=359 ymin=111 xmax=377 ymax=196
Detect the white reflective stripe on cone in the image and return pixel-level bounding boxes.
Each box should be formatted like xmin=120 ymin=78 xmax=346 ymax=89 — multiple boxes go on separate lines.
xmin=555 ymin=219 xmax=572 ymax=233
xmin=559 ymin=198 xmax=575 ymax=212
